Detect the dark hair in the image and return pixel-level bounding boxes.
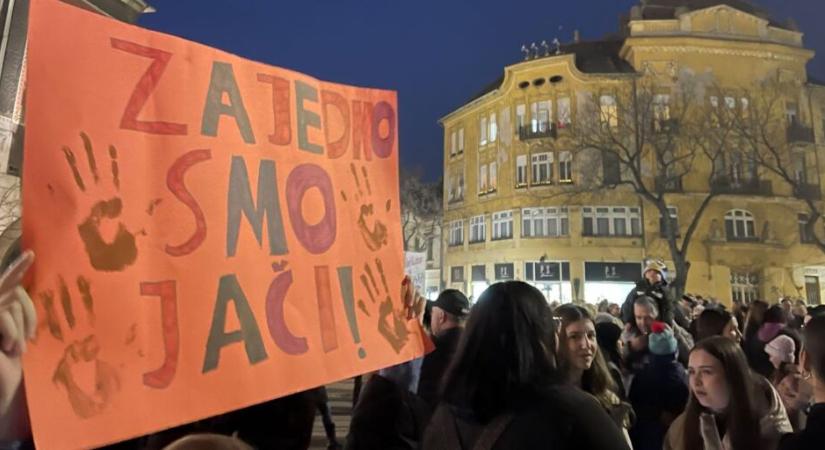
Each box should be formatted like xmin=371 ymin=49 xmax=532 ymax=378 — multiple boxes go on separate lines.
xmin=803 ymin=315 xmax=825 ymax=380
xmin=764 ymin=305 xmax=787 ymax=324
xmin=683 ymin=337 xmax=767 ymax=450
xmin=163 ymin=434 xmax=253 ymax=450
xmin=807 ymin=305 xmax=825 ymax=319
xmin=555 ymin=304 xmax=618 ymax=410
xmin=695 ymin=309 xmax=733 ymax=342
xmin=633 ymin=295 xmax=659 ymax=317
xmin=440 ymin=281 xmax=560 ymax=422
xmin=744 ymin=300 xmax=768 ymax=339
xmin=595 ymin=321 xmax=623 ymax=370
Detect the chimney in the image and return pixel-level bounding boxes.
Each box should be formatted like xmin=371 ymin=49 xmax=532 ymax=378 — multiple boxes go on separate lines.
xmin=574 ymin=29 xmax=580 ymax=43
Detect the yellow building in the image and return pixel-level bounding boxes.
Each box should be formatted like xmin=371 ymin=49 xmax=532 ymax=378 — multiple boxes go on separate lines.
xmin=440 ymin=0 xmax=825 ymax=306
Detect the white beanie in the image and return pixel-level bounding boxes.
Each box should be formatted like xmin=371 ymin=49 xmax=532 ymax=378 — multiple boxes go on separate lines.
xmin=765 ymin=335 xmax=796 ymax=365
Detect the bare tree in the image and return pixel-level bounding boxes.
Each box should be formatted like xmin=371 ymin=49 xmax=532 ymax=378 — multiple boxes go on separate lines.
xmin=734 ymin=79 xmax=825 ymax=253
xmin=399 ymin=170 xmax=442 ymax=252
xmin=552 ymin=73 xmax=738 ymax=298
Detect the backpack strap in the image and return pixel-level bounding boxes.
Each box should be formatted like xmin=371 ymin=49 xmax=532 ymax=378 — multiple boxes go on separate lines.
xmin=429 ymin=405 xmax=465 ymax=450
xmin=472 ymin=413 xmax=515 ymax=450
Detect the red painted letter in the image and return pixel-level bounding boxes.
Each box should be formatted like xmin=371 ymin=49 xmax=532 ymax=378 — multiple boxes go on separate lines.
xmin=110 ymin=38 xmax=187 ymax=135
xmin=166 ymin=149 xmax=211 ymax=256
xmin=257 ymin=73 xmax=292 ymax=146
xmin=321 ymin=90 xmax=350 ymax=159
xmin=141 ymin=281 xmax=179 ymax=389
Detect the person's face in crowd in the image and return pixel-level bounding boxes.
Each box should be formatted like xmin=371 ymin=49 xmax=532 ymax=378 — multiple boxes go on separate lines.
xmin=692 ymin=305 xmax=705 ymax=320
xmin=722 ymin=317 xmax=742 ymax=345
xmin=644 ymin=269 xmax=662 ymax=285
xmin=634 ymin=303 xmax=656 ymax=334
xmin=565 ymin=319 xmax=597 ymax=371
xmin=689 ymin=349 xmax=730 ymax=413
xmin=430 ymin=306 xmax=446 ymax=336
xmin=805 ymin=314 xmax=813 ymax=327
xmin=782 ymin=300 xmax=792 ymax=314
xmin=792 ymin=304 xmax=807 ymax=318
xmin=608 ymin=304 xmax=621 ymax=317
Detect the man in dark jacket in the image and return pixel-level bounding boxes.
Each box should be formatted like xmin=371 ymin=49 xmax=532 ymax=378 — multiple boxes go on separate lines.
xmin=416 ymin=289 xmax=469 ymax=409
xmin=621 ymin=260 xmax=678 ymax=327
xmin=346 ymin=289 xmax=469 ymax=449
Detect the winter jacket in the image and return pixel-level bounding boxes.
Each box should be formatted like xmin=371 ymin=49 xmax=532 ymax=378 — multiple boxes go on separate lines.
xmin=779 ymin=403 xmax=825 ymax=450
xmin=628 ymin=354 xmax=689 ymax=450
xmin=663 ymin=381 xmax=792 ymax=450
xmin=417 ymin=327 xmax=462 ymax=409
xmin=346 ymin=374 xmax=431 ymax=450
xmin=421 ymin=386 xmax=630 ymax=450
xmin=622 ymin=280 xmax=675 ymax=326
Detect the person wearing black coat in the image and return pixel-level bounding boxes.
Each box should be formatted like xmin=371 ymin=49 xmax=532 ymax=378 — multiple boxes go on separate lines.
xmin=416 ymin=290 xmax=468 ymax=409
xmin=779 ymin=315 xmax=825 ymax=450
xmin=346 ymin=288 xmax=467 ymax=449
xmin=628 ymin=322 xmax=688 ymax=450
xmin=621 ymin=260 xmax=677 ymax=327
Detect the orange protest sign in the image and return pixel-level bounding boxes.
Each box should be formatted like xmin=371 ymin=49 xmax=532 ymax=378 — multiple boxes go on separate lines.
xmin=21 ymin=1 xmax=427 ymax=448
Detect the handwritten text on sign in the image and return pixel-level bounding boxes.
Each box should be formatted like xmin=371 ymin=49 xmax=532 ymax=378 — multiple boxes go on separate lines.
xmin=21 ymin=1 xmax=425 ymax=449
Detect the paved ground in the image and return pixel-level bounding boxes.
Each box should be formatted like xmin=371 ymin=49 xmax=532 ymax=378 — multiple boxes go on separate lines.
xmin=309 ymin=378 xmax=355 ymax=450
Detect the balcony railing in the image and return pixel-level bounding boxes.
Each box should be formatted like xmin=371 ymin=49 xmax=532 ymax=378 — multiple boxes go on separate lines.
xmin=518 ymin=124 xmax=557 ymax=140
xmin=652 ymin=118 xmax=680 ymax=134
xmin=655 ymin=176 xmax=683 ymax=193
xmin=794 ymin=183 xmax=822 ymax=200
xmin=787 ymin=122 xmax=815 ymax=144
xmin=710 ymin=176 xmax=773 ymax=196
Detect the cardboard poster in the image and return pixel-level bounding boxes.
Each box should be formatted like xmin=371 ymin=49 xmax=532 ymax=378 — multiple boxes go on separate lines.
xmin=21 ymin=1 xmax=426 ymax=448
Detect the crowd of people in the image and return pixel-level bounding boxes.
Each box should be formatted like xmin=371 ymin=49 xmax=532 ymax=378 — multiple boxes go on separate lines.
xmin=2 ymin=251 xmax=825 ymax=449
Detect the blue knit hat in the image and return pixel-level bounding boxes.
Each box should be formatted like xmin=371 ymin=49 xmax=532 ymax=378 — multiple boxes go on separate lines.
xmin=648 ymin=321 xmax=677 ymax=356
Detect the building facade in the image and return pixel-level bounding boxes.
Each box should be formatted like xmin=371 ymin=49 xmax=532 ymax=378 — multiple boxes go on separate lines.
xmin=440 ymin=0 xmax=825 ymax=305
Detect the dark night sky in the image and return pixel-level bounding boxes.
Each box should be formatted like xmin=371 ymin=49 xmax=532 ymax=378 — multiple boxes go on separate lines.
xmin=139 ymin=1 xmax=825 ymax=181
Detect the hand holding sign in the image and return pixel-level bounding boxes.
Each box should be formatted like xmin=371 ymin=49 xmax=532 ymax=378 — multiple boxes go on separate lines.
xmin=23 ymin=2 xmax=423 ymax=448
xmin=0 ymin=251 xmax=36 ymax=355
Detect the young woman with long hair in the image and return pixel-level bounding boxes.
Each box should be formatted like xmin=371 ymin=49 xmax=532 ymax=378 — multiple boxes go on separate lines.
xmin=694 ymin=309 xmax=742 ymax=345
xmin=555 ymin=303 xmax=634 ymax=444
xmin=422 ymin=281 xmax=629 ymax=450
xmin=664 ymin=336 xmax=791 ymax=450
xmin=779 ymin=314 xmax=825 ymax=449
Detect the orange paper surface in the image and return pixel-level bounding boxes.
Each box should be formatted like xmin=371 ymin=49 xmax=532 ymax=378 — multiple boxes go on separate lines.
xmin=21 ymin=1 xmax=425 ymax=449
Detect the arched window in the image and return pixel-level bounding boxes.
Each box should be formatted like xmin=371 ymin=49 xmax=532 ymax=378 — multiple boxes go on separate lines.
xmin=725 ymin=209 xmax=756 ymax=240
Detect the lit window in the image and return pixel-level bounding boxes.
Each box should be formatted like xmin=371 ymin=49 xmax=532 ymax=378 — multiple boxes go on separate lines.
xmin=557 ymin=97 xmax=571 ymax=128
xmin=449 ymin=220 xmax=464 ymax=246
xmin=599 ymin=95 xmax=618 ymax=127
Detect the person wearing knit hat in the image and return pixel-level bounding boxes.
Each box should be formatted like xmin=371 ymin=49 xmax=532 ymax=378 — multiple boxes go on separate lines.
xmin=648 ymin=321 xmax=678 ymax=356
xmin=765 ymin=335 xmax=796 ymax=369
xmin=629 ymin=321 xmax=689 ymax=450
xmin=621 ymin=259 xmax=678 ymax=328
xmin=643 ymin=259 xmax=667 ymax=282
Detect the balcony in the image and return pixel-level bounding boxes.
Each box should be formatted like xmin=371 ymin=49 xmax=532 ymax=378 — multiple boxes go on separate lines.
xmin=710 ymin=176 xmax=773 ymax=196
xmin=652 ymin=118 xmax=680 ymax=134
xmin=655 ymin=176 xmax=683 ymax=193
xmin=519 ymin=124 xmax=557 ymax=141
xmin=794 ymin=183 xmax=822 ymax=200
xmin=787 ymin=122 xmax=815 ymax=144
